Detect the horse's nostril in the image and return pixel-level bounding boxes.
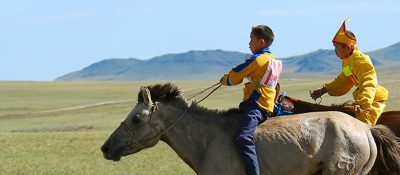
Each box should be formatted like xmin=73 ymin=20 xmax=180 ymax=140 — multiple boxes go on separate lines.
xmin=101 ymin=145 xmax=109 ymax=154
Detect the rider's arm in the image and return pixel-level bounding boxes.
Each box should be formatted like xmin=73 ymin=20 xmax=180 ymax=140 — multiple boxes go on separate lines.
xmin=221 ymin=58 xmax=258 ymax=86
xmin=353 ymin=60 xmax=377 ymax=109
xmin=323 ymin=73 xmax=353 ymax=96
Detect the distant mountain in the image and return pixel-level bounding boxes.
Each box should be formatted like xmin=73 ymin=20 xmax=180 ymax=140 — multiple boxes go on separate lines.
xmin=282 ymin=49 xmax=340 ymax=73
xmin=56 ymin=42 xmax=400 ymax=81
xmin=56 ymin=50 xmax=250 ymax=81
xmin=282 ymin=48 xmax=384 ymax=73
xmin=367 ymin=42 xmax=400 ymax=64
xmin=58 ymin=58 xmax=143 ymax=80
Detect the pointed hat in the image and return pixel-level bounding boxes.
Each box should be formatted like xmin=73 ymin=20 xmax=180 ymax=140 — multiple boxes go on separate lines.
xmin=332 ymin=18 xmax=356 ymax=46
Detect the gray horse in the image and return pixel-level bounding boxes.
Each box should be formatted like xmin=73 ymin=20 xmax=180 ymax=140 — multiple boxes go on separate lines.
xmin=101 ymin=83 xmax=400 ymax=175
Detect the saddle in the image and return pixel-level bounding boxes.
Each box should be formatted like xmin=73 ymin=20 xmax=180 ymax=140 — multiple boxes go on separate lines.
xmin=273 ymin=83 xmax=294 ymax=117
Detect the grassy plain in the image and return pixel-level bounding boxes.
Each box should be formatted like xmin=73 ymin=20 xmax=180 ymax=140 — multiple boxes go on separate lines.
xmin=0 ymin=77 xmax=399 ymax=175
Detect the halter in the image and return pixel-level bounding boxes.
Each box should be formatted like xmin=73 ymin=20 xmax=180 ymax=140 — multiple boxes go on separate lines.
xmin=120 ymin=82 xmax=221 ymax=148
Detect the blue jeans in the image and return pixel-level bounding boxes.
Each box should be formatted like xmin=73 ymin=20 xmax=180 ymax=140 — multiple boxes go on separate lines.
xmin=235 ymin=100 xmax=271 ymax=175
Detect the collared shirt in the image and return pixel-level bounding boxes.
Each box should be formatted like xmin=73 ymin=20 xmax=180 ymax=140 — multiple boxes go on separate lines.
xmin=221 ymin=48 xmax=279 ymax=112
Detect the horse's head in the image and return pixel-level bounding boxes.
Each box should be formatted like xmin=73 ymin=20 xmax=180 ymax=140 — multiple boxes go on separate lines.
xmin=101 ymin=87 xmax=164 ymax=161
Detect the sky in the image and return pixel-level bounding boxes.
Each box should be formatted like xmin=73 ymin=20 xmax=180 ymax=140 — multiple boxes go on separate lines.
xmin=1 ymin=0 xmax=400 ymax=81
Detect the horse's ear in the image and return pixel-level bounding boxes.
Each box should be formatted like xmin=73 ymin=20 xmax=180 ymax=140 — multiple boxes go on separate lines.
xmin=141 ymin=87 xmax=153 ymax=107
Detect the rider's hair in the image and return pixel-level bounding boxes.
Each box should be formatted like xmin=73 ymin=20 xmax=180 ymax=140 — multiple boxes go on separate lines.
xmin=251 ymin=25 xmax=274 ymax=47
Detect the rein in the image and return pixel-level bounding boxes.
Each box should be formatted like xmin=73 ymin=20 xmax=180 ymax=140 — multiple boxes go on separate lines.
xmin=186 ymin=82 xmax=222 ymax=104
xmin=314 ymin=97 xmax=322 ymax=105
xmin=121 ymin=82 xmax=221 ymax=148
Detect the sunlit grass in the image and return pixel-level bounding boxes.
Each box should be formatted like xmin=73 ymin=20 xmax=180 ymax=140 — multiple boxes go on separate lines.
xmin=0 ymin=78 xmax=399 ymax=174
xmin=0 ymin=132 xmax=193 ymax=175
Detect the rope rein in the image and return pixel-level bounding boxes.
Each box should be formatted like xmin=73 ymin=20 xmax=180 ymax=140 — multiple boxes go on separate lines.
xmin=315 ymin=97 xmax=322 ymax=105
xmin=194 ymin=83 xmax=222 ymax=104
xmin=186 ymin=82 xmax=222 ymax=103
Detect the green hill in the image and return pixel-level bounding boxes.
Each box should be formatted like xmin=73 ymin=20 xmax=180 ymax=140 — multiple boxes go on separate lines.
xmin=56 ymin=42 xmax=400 ymax=81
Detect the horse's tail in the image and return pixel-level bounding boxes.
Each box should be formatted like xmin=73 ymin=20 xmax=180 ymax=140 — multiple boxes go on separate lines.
xmin=370 ymin=125 xmax=400 ymax=174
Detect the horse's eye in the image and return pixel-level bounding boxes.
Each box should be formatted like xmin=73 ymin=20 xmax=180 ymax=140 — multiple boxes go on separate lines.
xmin=132 ymin=114 xmax=141 ymax=124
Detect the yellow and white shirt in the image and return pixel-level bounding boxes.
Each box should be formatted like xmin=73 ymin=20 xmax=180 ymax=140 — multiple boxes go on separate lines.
xmin=221 ymin=48 xmax=282 ymax=112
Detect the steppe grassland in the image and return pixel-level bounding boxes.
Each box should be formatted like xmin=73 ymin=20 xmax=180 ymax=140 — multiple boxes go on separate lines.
xmin=0 ymin=78 xmax=398 ymax=175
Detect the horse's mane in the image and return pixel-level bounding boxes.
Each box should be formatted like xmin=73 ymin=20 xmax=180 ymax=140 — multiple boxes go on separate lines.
xmin=137 ymin=83 xmax=242 ymax=123
xmin=138 ymin=83 xmax=184 ymax=103
xmin=137 ymin=83 xmax=241 ymax=117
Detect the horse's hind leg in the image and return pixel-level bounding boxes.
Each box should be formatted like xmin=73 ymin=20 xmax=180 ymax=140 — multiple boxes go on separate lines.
xmin=358 ymin=133 xmax=377 ymax=175
xmin=320 ymin=152 xmax=373 ymax=175
xmin=319 ymin=145 xmax=369 ymax=175
xmin=320 ymin=164 xmax=351 ymax=175
xmin=311 ymin=168 xmax=322 ymax=175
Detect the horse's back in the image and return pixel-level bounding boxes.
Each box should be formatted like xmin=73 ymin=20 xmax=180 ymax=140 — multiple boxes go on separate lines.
xmin=255 ymin=111 xmax=375 ymax=175
xmin=257 ymin=111 xmax=369 ymax=138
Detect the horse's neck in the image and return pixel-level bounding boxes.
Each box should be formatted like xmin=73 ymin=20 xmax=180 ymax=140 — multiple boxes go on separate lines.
xmin=158 ymin=103 xmax=237 ymax=173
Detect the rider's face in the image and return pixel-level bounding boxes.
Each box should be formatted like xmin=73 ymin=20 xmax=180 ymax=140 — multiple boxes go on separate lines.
xmin=333 ymin=43 xmax=352 ymax=59
xmin=249 ymin=32 xmax=266 ymax=54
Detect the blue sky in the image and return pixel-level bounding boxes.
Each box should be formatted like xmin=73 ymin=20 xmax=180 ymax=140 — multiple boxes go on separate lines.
xmin=1 ymin=0 xmax=400 ymax=80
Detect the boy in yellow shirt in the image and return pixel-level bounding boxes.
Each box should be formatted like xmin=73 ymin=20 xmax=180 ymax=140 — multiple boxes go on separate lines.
xmin=220 ymin=25 xmax=282 ymax=175
xmin=310 ymin=19 xmax=388 ymax=125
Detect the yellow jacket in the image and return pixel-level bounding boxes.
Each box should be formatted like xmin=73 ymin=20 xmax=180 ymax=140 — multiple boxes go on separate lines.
xmin=324 ymin=46 xmax=388 ymax=110
xmin=221 ymin=48 xmax=278 ymax=112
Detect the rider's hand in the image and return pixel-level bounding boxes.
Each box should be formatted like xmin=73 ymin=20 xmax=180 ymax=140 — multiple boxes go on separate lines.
xmin=353 ymin=104 xmax=362 ymax=115
xmin=309 ymin=87 xmax=327 ymax=100
xmin=353 ymin=105 xmax=372 ymax=116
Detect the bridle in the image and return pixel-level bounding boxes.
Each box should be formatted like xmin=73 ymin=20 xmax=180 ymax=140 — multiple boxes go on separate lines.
xmin=120 ymin=82 xmax=221 ymax=148
xmin=119 ymin=102 xmax=189 ymax=148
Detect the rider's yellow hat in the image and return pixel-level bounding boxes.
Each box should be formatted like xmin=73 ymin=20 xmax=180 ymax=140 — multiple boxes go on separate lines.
xmin=332 ymin=18 xmax=356 ymax=46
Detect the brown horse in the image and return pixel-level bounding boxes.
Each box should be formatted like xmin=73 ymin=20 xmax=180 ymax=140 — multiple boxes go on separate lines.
xmin=101 ymin=83 xmax=400 ymax=175
xmin=280 ymin=95 xmax=400 ymax=175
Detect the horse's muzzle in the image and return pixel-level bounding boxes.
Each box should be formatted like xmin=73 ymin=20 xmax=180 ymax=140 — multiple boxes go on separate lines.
xmin=101 ymin=144 xmax=122 ymax=161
